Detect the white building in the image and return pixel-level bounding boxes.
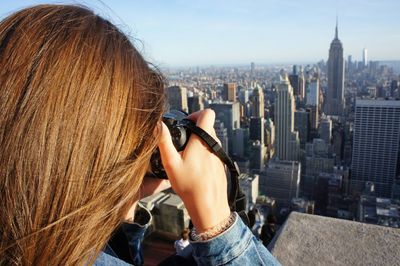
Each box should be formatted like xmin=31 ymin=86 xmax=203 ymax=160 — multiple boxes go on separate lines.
xmin=275 ymin=75 xmax=300 ymax=161
xmin=239 ymin=173 xmax=259 ymax=208
xmin=363 ymin=48 xmax=368 ymax=67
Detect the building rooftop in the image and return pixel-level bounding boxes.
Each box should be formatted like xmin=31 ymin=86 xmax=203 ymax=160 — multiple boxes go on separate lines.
xmin=162 ymin=193 xmax=185 ymax=208
xmin=239 ymin=173 xmax=259 ymax=182
xmin=356 ymin=98 xmax=400 ymax=107
xmin=359 ymin=195 xmax=400 ymax=227
xmin=269 ymin=212 xmax=400 ymax=266
xmin=139 ymin=192 xmax=168 ymax=210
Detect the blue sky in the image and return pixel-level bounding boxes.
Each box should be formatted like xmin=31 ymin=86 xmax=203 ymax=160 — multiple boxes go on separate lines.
xmin=1 ymin=0 xmax=399 ymax=67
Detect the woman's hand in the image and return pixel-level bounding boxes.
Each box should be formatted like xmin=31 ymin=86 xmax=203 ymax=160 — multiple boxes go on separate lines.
xmin=158 ymin=109 xmax=231 ymax=233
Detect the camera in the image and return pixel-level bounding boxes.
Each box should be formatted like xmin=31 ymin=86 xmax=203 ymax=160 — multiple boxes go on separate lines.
xmin=150 ymin=110 xmax=193 ymax=179
xmin=150 ymin=110 xmax=248 ymax=225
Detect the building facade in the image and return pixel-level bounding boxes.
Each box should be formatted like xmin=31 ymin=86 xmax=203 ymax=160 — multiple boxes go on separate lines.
xmin=259 ymin=160 xmax=301 ymax=209
xmin=251 ymin=84 xmax=265 ymax=118
xmin=166 ymin=85 xmax=188 ymax=113
xmin=294 ymin=109 xmax=310 ymax=148
xmin=306 ymin=78 xmax=319 ymax=107
xmin=239 ymin=173 xmax=259 ymax=207
xmin=275 ymin=75 xmax=300 ymax=161
xmin=209 ymin=101 xmax=241 ymax=155
xmin=214 ymin=120 xmax=229 ymax=155
xmin=250 ymin=117 xmax=265 ymax=145
xmin=222 ymin=83 xmax=237 ymax=102
xmin=351 ymin=99 xmax=400 ymax=197
xmin=319 ymin=116 xmax=333 ymax=144
xmin=188 ymin=94 xmax=204 ymax=113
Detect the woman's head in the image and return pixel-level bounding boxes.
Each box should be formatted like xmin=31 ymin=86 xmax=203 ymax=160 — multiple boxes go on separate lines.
xmin=0 ymin=4 xmax=165 ymax=264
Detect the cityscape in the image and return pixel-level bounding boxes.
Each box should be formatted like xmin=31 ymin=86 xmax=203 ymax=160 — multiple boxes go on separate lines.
xmin=135 ymin=19 xmax=400 ymax=263
xmin=157 ymin=20 xmax=400 ymax=229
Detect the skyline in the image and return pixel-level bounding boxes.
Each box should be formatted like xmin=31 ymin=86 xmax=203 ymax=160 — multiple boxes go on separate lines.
xmin=1 ymin=0 xmax=400 ymax=67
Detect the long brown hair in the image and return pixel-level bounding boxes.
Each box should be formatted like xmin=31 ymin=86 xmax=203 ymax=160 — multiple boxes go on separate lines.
xmin=0 ymin=4 xmax=165 ymax=265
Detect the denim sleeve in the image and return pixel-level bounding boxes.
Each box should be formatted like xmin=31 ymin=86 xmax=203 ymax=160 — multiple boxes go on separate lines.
xmin=190 ymin=213 xmax=281 ymax=266
xmin=94 ymin=204 xmax=151 ymax=266
xmin=120 ymin=203 xmax=152 ymax=266
xmin=94 ymin=251 xmax=131 ymax=266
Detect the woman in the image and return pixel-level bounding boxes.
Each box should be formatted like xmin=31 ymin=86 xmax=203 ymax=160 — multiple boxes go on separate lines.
xmin=0 ymin=4 xmax=280 ymax=265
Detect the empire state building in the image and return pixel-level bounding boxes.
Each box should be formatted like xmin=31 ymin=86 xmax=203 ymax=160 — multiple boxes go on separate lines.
xmin=326 ymin=20 xmax=345 ymax=116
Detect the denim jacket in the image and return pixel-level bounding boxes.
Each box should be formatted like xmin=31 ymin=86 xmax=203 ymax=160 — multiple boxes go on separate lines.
xmin=94 ymin=207 xmax=281 ymax=266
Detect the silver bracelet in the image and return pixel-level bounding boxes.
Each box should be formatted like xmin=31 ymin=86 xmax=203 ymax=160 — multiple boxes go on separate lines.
xmin=191 ymin=212 xmax=236 ymax=241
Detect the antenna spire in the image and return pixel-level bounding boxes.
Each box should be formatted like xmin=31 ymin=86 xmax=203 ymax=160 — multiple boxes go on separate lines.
xmin=335 ymin=16 xmax=338 ymax=39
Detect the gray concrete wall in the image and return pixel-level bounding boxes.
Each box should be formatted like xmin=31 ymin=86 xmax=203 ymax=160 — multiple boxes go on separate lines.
xmin=269 ymin=212 xmax=400 ymax=266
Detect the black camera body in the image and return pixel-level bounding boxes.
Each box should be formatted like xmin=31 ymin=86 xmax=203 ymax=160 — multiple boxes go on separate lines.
xmin=151 ymin=110 xmax=193 ymax=179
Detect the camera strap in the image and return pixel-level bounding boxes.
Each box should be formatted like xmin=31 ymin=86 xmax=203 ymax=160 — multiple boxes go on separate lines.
xmin=181 ymin=119 xmax=250 ymax=226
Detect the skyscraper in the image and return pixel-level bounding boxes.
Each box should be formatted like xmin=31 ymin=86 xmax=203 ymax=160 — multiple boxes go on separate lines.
xmin=347 ymin=55 xmax=353 ymax=72
xmin=275 ymin=75 xmax=300 ymax=161
xmin=294 ymin=109 xmax=310 ymax=148
xmin=214 ymin=120 xmax=229 ymax=154
xmin=250 ymin=140 xmax=266 ymax=172
xmin=362 ymin=48 xmax=368 ymax=67
xmin=187 ymin=94 xmax=204 ymax=113
xmin=319 ymin=116 xmax=332 ymax=144
xmin=298 ymin=68 xmax=306 ymax=101
xmin=289 ymin=65 xmax=299 ymax=96
xmin=239 ymin=173 xmax=259 ymax=206
xmin=306 ymin=78 xmax=319 ymax=107
xmin=222 ymin=83 xmax=237 ymax=102
xmin=265 ymin=118 xmax=275 ymax=147
xmin=307 ymin=106 xmax=319 ymax=131
xmin=250 ymin=117 xmax=265 ymax=145
xmin=306 ymin=77 xmax=320 ymax=130
xmin=232 ymin=128 xmax=249 ymax=159
xmin=238 ymin=88 xmax=249 ymax=105
xmin=251 ymin=84 xmax=264 ymax=118
xmin=351 ymin=99 xmax=400 ymax=197
xmin=209 ymin=101 xmax=241 ymax=155
xmin=326 ymin=20 xmax=345 ymax=116
xmin=166 ymin=85 xmax=188 ymax=112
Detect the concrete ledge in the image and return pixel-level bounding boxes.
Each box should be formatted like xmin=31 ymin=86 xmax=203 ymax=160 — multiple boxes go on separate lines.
xmin=268 ymin=212 xmax=400 ymax=266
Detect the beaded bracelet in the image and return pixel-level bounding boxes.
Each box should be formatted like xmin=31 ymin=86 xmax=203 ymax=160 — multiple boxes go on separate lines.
xmin=190 ymin=212 xmax=237 ymax=241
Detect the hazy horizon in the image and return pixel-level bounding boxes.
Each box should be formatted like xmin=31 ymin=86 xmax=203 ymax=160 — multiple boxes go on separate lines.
xmin=1 ymin=0 xmax=400 ymax=67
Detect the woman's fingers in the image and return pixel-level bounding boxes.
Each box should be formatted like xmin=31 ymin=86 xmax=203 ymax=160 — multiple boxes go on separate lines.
xmin=158 ymin=122 xmax=182 ymax=175
xmin=195 ymin=109 xmax=216 ymax=134
xmin=186 ymin=110 xmax=206 ymax=122
xmin=187 ymin=109 xmax=218 ymax=138
xmin=185 ymin=109 xmax=219 ymax=157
